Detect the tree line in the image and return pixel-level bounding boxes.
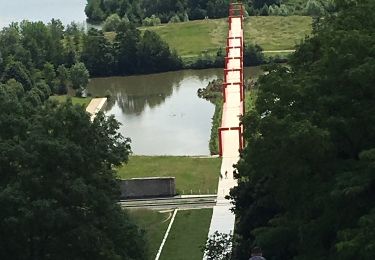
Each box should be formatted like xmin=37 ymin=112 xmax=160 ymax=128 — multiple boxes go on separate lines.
xmin=231 ymin=0 xmax=375 ymax=259
xmin=0 ymin=19 xmax=182 ymax=97
xmin=85 ymin=0 xmax=335 ymax=25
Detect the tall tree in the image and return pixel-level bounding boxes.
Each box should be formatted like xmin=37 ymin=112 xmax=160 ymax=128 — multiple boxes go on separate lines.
xmin=81 ymin=29 xmax=114 ymax=76
xmin=0 ymin=82 xmax=147 ymax=260
xmin=114 ymin=21 xmax=141 ymax=75
xmin=231 ymin=1 xmax=375 ymax=259
xmin=69 ymin=62 xmax=90 ymax=90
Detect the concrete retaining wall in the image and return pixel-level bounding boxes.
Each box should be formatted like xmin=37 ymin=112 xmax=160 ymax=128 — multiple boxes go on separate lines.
xmin=119 ymin=177 xmax=176 ymax=199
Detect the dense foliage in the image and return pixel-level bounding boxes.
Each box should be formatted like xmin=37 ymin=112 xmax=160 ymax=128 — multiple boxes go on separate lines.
xmin=85 ymin=0 xmax=335 ymax=24
xmin=231 ymin=0 xmax=375 ymax=259
xmin=0 ymin=19 xmax=182 ymax=90
xmin=85 ymin=0 xmax=231 ymax=24
xmin=0 ymin=80 xmax=147 ymax=259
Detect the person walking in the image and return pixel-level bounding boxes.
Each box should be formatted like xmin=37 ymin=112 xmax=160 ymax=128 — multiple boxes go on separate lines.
xmin=225 ymin=170 xmax=228 ymax=179
xmin=249 ymin=246 xmax=266 ymax=260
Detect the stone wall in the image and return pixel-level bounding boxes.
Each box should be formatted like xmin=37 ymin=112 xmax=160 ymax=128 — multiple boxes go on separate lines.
xmin=119 ymin=177 xmax=176 ymax=199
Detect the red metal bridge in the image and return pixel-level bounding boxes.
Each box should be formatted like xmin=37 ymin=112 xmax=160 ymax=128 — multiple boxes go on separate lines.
xmin=206 ymin=0 xmax=245 ymax=245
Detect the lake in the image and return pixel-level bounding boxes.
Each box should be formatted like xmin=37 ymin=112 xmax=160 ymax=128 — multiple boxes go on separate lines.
xmin=0 ymin=0 xmax=87 ymax=28
xmin=88 ymin=67 xmax=263 ymax=155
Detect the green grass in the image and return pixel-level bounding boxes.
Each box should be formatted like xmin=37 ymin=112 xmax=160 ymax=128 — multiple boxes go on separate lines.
xmin=49 ymin=95 xmax=92 ymax=107
xmin=127 ymin=209 xmax=170 ymax=260
xmin=209 ymin=100 xmax=223 ymax=155
xmin=245 ymin=16 xmax=312 ymax=51
xmin=160 ymin=209 xmax=213 ymax=260
xmin=117 ymin=156 xmax=221 ymax=195
xmin=141 ymin=19 xmax=228 ymax=58
xmin=137 ymin=16 xmax=311 ymax=59
xmin=245 ymin=89 xmax=258 ymax=112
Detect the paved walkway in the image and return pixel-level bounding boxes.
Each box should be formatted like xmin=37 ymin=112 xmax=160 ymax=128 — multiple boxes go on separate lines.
xmin=206 ymin=3 xmax=244 ymax=243
xmin=86 ymin=98 xmax=107 ymax=120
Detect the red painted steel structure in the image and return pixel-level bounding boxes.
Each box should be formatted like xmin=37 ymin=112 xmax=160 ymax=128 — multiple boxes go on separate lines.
xmin=218 ymin=1 xmax=245 ymax=157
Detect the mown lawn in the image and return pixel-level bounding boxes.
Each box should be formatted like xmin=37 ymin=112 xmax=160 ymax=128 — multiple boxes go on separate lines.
xmin=245 ymin=16 xmax=312 ymax=51
xmin=117 ymin=156 xmax=221 ymax=195
xmin=135 ymin=16 xmax=311 ymax=58
xmin=159 ymin=209 xmax=213 ymax=260
xmin=127 ymin=209 xmax=170 ymax=260
xmin=49 ymin=95 xmax=92 ymax=107
xmin=141 ymin=19 xmax=227 ymax=57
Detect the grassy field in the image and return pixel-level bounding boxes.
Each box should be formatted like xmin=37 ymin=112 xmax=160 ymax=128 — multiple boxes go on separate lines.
xmin=137 ymin=16 xmax=311 ymax=59
xmin=160 ymin=209 xmax=213 ymax=260
xmin=246 ymin=16 xmax=311 ymax=51
xmin=127 ymin=209 xmax=170 ymax=260
xmin=49 ymin=95 xmax=92 ymax=107
xmin=117 ymin=156 xmax=221 ymax=195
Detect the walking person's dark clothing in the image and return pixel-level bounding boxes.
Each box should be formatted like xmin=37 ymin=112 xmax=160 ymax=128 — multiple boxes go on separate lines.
xmin=249 ymin=256 xmax=266 ymax=260
xmin=249 ymin=246 xmax=266 ymax=260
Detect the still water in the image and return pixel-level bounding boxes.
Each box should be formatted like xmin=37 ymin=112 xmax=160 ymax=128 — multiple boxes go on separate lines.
xmin=88 ymin=67 xmax=263 ymax=155
xmin=0 ymin=0 xmax=87 ymax=28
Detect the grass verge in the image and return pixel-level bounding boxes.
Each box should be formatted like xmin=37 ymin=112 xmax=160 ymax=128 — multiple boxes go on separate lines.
xmin=127 ymin=209 xmax=170 ymax=260
xmin=209 ymin=100 xmax=223 ymax=155
xmin=49 ymin=95 xmax=92 ymax=107
xmin=159 ymin=209 xmax=213 ymax=260
xmin=117 ymin=156 xmax=221 ymax=195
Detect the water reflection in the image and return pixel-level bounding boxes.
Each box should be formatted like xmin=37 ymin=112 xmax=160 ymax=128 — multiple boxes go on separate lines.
xmin=88 ymin=67 xmax=263 ymax=155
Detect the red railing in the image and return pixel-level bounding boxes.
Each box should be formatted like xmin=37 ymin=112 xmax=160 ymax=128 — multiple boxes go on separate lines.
xmin=218 ymin=1 xmax=245 ymax=157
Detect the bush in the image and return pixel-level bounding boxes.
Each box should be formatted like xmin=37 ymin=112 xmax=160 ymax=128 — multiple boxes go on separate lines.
xmin=182 ymin=12 xmax=189 ymax=22
xmin=75 ymin=88 xmax=83 ymax=97
xmin=260 ymin=4 xmax=269 ymax=16
xmin=56 ymin=84 xmax=68 ymax=95
xmin=105 ymin=89 xmax=112 ymax=99
xmin=305 ymin=0 xmax=324 ymax=16
xmin=169 ymin=14 xmax=181 ymax=24
xmin=142 ymin=15 xmax=161 ymax=26
xmin=244 ymin=44 xmax=265 ymax=66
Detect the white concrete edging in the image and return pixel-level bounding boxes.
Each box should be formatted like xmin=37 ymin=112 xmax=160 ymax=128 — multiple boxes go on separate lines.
xmin=155 ymin=209 xmax=178 ymax=260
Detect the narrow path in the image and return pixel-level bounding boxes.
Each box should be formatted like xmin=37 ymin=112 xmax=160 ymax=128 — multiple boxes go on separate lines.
xmin=155 ymin=209 xmax=178 ymax=260
xmin=262 ymin=49 xmax=295 ymax=53
xmin=205 ymin=1 xmax=245 ymax=250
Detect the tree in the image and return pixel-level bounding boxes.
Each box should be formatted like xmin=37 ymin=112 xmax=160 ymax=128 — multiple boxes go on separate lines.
xmin=203 ymin=232 xmax=233 ymax=260
xmin=137 ymin=30 xmax=181 ymax=73
xmin=2 ymin=60 xmax=33 ymax=91
xmin=56 ymin=65 xmax=69 ymax=95
xmin=231 ymin=1 xmax=375 ymax=259
xmin=260 ymin=4 xmax=269 ymax=16
xmin=42 ymin=62 xmax=57 ymax=91
xmin=244 ymin=44 xmax=265 ymax=66
xmin=103 ymin=14 xmax=122 ymax=32
xmin=0 ymin=85 xmax=147 ymax=259
xmin=81 ymin=29 xmax=114 ymax=77
xmin=305 ymin=0 xmax=324 ymax=16
xmin=114 ymin=21 xmax=141 ymax=75
xmin=85 ymin=0 xmax=106 ymax=22
xmin=69 ymin=62 xmax=89 ymax=90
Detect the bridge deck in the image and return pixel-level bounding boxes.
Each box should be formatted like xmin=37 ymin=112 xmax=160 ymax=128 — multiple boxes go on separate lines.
xmin=206 ymin=6 xmax=244 ymax=243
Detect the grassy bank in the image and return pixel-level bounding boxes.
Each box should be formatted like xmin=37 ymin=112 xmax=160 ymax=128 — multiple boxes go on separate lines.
xmin=127 ymin=209 xmax=170 ymax=260
xmin=136 ymin=16 xmax=311 ymax=60
xmin=117 ymin=156 xmax=221 ymax=195
xmin=49 ymin=95 xmax=92 ymax=107
xmin=160 ymin=209 xmax=213 ymax=260
xmin=209 ymin=100 xmax=223 ymax=155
